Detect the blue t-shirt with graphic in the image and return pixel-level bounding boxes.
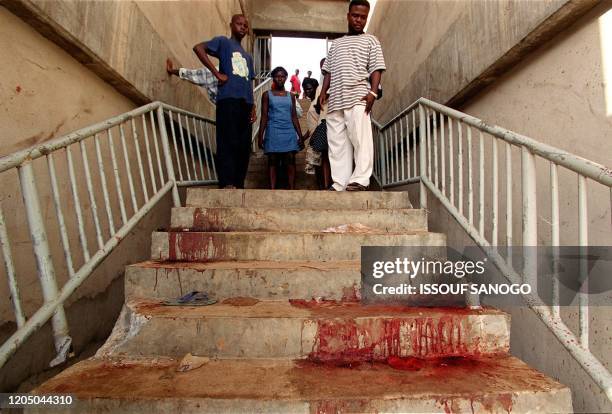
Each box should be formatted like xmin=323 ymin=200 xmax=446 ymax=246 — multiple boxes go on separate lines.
xmin=205 ymin=36 xmax=255 ymax=104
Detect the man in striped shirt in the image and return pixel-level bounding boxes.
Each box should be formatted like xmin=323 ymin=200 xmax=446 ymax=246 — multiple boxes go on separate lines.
xmin=320 ymin=0 xmax=386 ymax=191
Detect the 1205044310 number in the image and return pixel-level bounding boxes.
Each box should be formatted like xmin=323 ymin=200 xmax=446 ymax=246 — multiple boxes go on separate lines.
xmin=1 ymin=393 xmax=74 ymax=408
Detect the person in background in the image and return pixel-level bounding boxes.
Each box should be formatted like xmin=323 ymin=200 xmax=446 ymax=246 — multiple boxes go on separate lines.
xmin=320 ymin=0 xmax=386 ymax=191
xmin=257 ymin=67 xmax=305 ymax=189
xmin=192 ymin=14 xmax=256 ymax=189
xmin=290 ymin=69 xmax=301 ymax=98
xmin=303 ymin=58 xmax=331 ymax=190
xmin=301 ymin=70 xmax=319 ymax=98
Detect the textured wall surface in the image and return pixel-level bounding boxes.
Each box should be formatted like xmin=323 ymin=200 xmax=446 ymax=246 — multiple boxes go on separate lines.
xmin=251 ymin=0 xmax=347 ymax=34
xmin=3 ymin=0 xmax=248 ymax=119
xmin=367 ymin=0 xmax=598 ymax=124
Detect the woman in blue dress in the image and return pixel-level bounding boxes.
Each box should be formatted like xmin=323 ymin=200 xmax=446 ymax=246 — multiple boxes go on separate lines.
xmin=257 ymin=66 xmax=305 ymax=189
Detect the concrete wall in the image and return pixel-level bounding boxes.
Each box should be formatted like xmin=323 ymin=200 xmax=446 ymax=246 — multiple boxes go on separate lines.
xmin=375 ymin=1 xmax=612 ymax=411
xmin=459 ymin=3 xmax=612 ymax=245
xmin=251 ymin=0 xmax=347 ymax=35
xmin=368 ymin=0 xmax=598 ymax=124
xmin=3 ymin=0 xmax=249 ymax=119
xmin=0 ymin=0 xmax=241 ymax=390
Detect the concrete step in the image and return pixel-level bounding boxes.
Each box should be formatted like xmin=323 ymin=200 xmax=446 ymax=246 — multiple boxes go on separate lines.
xmin=170 ymin=207 xmax=427 ymax=232
xmin=31 ymin=356 xmax=572 ymax=413
xmin=151 ymin=231 xmax=445 ymax=261
xmin=125 ymin=260 xmax=361 ymax=301
xmin=98 ymin=299 xmax=509 ymax=360
xmin=185 ymin=188 xmax=413 ymax=209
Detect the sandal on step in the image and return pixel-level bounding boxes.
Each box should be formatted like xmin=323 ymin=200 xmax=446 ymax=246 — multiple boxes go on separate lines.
xmin=345 ymin=182 xmax=368 ymax=191
xmin=164 ymin=291 xmax=217 ymax=306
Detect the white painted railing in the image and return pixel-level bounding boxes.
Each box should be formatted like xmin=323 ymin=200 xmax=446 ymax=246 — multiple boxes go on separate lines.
xmin=373 ymin=97 xmax=612 ymax=401
xmin=0 ymin=102 xmax=216 ymax=369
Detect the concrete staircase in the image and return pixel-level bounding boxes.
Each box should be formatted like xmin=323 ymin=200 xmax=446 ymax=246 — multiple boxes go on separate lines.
xmin=30 ymin=188 xmax=572 ymax=413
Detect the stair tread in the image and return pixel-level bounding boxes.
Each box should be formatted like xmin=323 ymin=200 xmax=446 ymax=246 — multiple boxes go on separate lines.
xmin=158 ymin=230 xmax=435 ymax=235
xmin=125 ymin=260 xmax=363 ymax=302
xmin=35 ymin=355 xmax=569 ymax=403
xmin=129 ymin=259 xmax=360 ymax=271
xmin=185 ymin=188 xmax=413 ymax=209
xmin=173 ymin=206 xmax=421 ymax=212
xmin=152 ymin=231 xmax=445 ymax=261
xmin=186 ymin=188 xmax=407 ymax=196
xmin=170 ymin=206 xmax=427 ymax=232
xmin=126 ymin=298 xmax=506 ymax=320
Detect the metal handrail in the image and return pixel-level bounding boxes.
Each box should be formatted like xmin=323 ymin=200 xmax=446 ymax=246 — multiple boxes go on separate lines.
xmin=0 ymin=101 xmax=218 ymax=368
xmin=377 ymin=98 xmax=612 ymax=187
xmin=372 ymin=98 xmax=612 ymax=401
xmin=252 ymin=77 xmax=273 ymax=149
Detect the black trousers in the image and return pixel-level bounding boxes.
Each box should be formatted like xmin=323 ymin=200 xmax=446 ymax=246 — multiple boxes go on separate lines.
xmin=216 ymin=99 xmax=252 ymax=188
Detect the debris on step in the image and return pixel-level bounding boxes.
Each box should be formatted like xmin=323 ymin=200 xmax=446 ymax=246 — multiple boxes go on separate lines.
xmin=176 ymin=353 xmax=210 ymax=372
xmin=321 ymin=223 xmax=377 ymax=233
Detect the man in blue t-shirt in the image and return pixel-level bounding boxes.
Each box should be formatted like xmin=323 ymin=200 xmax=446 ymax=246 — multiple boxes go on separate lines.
xmin=193 ymin=14 xmax=256 ymax=189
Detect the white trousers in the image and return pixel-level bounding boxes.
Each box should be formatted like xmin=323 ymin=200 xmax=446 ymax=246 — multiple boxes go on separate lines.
xmin=326 ymin=105 xmax=374 ymax=191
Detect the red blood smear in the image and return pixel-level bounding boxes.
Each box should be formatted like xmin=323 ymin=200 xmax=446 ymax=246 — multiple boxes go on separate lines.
xmin=168 ymin=232 xmax=227 ymax=261
xmin=341 ymin=284 xmax=361 ymax=302
xmin=387 ymin=355 xmax=426 ymax=371
xmin=192 ymin=208 xmax=224 ymax=231
xmin=289 ymin=299 xmax=488 ymax=363
xmin=387 ymin=355 xmax=483 ymax=372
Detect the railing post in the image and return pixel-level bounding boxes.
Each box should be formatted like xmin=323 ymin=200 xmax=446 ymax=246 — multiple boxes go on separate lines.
xmin=18 ymin=161 xmax=72 ymax=366
xmin=578 ymin=175 xmax=589 ymax=348
xmin=0 ymin=205 xmax=26 ymax=327
xmin=418 ymin=103 xmax=428 ymax=210
xmin=379 ymin=128 xmax=387 ymax=187
xmin=156 ymin=104 xmax=181 ymax=207
xmin=521 ymin=147 xmax=537 ymax=289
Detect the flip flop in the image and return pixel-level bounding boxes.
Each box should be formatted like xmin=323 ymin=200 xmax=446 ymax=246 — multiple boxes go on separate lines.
xmin=164 ymin=291 xmax=217 ymax=306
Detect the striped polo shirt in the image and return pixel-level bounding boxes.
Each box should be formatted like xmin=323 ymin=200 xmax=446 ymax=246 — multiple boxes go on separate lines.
xmin=322 ymin=33 xmax=386 ymax=113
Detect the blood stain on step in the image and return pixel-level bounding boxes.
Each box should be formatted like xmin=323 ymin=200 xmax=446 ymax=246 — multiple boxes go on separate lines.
xmin=221 ymin=297 xmax=260 ymax=306
xmin=340 ymin=284 xmax=361 ymax=302
xmin=193 ymin=208 xmax=224 ymax=231
xmin=306 ymin=315 xmax=471 ymax=362
xmin=168 ymin=232 xmax=227 ymax=261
